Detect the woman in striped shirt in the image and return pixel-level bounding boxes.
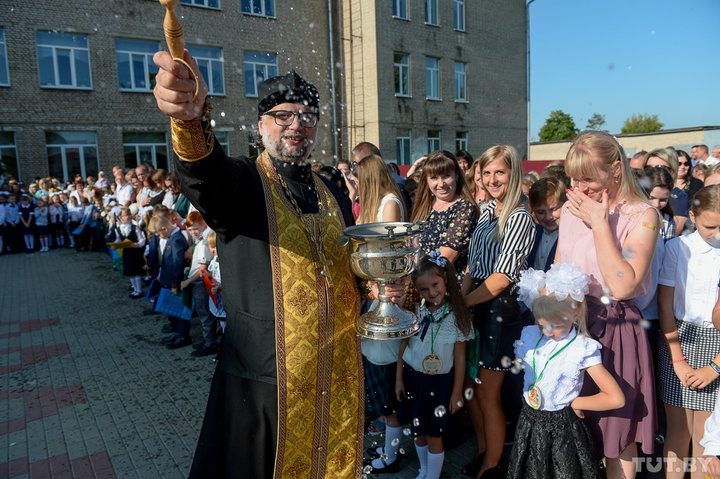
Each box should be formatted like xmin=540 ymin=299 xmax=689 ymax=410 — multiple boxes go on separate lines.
xmin=462 ymin=145 xmax=536 ymax=479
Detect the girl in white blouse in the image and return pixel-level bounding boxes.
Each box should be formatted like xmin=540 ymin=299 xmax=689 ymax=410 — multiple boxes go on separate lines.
xmin=393 ymin=252 xmax=474 ymax=479
xmin=658 ymin=185 xmax=720 ymax=479
xmin=508 ymin=263 xmax=625 ymax=479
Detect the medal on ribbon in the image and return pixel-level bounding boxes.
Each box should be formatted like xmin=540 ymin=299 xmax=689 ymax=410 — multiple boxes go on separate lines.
xmin=527 ymin=383 xmax=542 ymax=409
xmin=422 ymin=353 xmax=442 ymax=375
xmin=420 ymin=303 xmax=447 ymax=375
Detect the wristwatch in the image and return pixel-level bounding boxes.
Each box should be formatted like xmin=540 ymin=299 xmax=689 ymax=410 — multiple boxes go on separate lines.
xmin=710 ymin=361 xmax=720 ymax=375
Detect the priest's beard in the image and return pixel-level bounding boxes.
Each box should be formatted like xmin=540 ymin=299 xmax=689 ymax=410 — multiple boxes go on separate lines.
xmin=261 ymin=131 xmax=315 ymax=164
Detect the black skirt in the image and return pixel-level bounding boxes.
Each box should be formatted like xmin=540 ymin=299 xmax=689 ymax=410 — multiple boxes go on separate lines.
xmin=122 ymin=247 xmax=145 ymax=277
xmin=363 ymin=357 xmax=398 ymax=418
xmin=397 ymin=364 xmax=454 ymax=438
xmin=473 ymin=287 xmax=522 ymax=371
xmin=506 ymin=403 xmax=602 ymax=479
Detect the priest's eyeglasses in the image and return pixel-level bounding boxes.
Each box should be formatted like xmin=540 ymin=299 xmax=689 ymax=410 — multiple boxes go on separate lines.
xmin=263 ymin=110 xmax=319 ymax=128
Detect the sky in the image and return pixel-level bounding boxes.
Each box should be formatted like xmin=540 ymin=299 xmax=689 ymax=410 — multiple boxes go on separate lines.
xmin=529 ymin=0 xmax=720 ymax=141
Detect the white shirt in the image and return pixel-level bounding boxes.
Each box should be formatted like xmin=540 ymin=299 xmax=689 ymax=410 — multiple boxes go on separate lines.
xmin=188 ymin=233 xmax=212 ymax=279
xmin=532 ymin=228 xmax=558 ymax=271
xmin=402 ymin=304 xmax=474 ymax=375
xmin=377 ymin=193 xmax=404 ymax=222
xmin=361 ymin=300 xmax=402 ymax=365
xmin=115 ymin=183 xmax=134 ymax=206
xmin=701 ymin=389 xmax=720 ymax=455
xmin=515 ymin=326 xmax=602 ymax=411
xmin=658 ymin=231 xmax=720 ymax=328
xmin=0 ymin=204 xmax=5 ymax=226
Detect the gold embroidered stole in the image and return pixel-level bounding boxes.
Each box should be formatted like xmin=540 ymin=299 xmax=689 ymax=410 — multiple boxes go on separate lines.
xmin=256 ymin=152 xmax=363 ymax=479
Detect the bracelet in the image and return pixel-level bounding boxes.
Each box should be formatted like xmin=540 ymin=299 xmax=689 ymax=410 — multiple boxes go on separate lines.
xmin=670 ymin=356 xmax=686 ymax=365
xmin=710 ymin=361 xmax=720 ymax=375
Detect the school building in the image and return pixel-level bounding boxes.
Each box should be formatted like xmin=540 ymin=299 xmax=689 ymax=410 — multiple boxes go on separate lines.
xmin=0 ymin=0 xmax=528 ymax=184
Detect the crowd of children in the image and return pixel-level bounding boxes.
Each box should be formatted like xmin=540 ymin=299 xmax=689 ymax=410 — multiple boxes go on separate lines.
xmin=0 ymin=167 xmax=226 ymax=358
xmin=3 ymin=139 xmax=720 ymax=478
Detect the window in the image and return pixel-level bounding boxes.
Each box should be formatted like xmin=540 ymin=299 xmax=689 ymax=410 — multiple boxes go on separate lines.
xmin=0 ymin=132 xmax=19 ymax=180
xmin=180 ymin=0 xmax=220 ymax=8
xmin=396 ymin=132 xmax=411 ymax=166
xmin=46 ymin=131 xmax=99 ymax=183
xmin=36 ymin=31 xmax=91 ymax=89
xmin=244 ymin=52 xmax=277 ymax=97
xmin=425 ymin=57 xmax=439 ymax=100
xmin=454 ymin=61 xmax=467 ymax=101
xmin=115 ymin=39 xmax=160 ymax=92
xmin=123 ymin=132 xmax=168 ymax=171
xmin=427 ymin=130 xmax=441 ymax=153
xmin=0 ymin=28 xmax=9 ymax=86
xmin=393 ymin=0 xmax=408 ymax=19
xmin=215 ymin=131 xmax=229 ymax=155
xmin=425 ymin=0 xmax=438 ymax=25
xmin=187 ymin=45 xmax=225 ymax=95
xmin=453 ymin=0 xmax=466 ymax=31
xmin=456 ymin=131 xmax=468 ymax=152
xmin=394 ymin=53 xmax=410 ymax=97
xmin=242 ymin=0 xmax=275 ymax=18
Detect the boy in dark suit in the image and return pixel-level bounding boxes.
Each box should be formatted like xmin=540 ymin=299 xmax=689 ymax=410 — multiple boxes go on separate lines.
xmin=527 ymin=177 xmax=566 ymax=272
xmin=148 ymin=214 xmax=190 ymax=348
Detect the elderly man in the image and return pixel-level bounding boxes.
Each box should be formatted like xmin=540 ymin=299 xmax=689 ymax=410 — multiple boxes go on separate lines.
xmin=114 ymin=168 xmax=134 ymax=207
xmin=153 ymin=51 xmax=365 ymax=478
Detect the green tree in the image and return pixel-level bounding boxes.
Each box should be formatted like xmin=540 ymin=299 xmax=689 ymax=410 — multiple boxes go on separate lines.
xmin=538 ymin=110 xmax=578 ymax=141
xmin=621 ymin=113 xmax=664 ymax=134
xmin=586 ymin=113 xmax=606 ymax=130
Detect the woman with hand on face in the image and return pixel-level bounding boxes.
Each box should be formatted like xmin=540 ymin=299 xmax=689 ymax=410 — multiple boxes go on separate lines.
xmin=462 ymin=145 xmax=536 ymax=479
xmin=410 ymin=150 xmax=479 ymax=277
xmin=559 ymin=131 xmax=660 ymax=479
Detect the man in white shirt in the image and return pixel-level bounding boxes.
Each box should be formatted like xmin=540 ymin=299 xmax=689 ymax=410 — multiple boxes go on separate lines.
xmin=114 ymin=169 xmax=134 ymax=207
xmin=701 ymin=388 xmax=720 ymax=478
xmin=712 ymin=146 xmax=720 ymax=161
xmin=695 ymin=144 xmax=720 ymax=167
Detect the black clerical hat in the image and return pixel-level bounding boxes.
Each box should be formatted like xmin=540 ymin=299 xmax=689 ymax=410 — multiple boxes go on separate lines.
xmin=257 ymin=71 xmax=319 ymax=117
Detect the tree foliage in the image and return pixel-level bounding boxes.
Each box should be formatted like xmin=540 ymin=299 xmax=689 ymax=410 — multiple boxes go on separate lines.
xmin=538 ymin=110 xmax=578 ymax=142
xmin=621 ymin=113 xmax=664 ymax=134
xmin=586 ymin=113 xmax=606 ymax=130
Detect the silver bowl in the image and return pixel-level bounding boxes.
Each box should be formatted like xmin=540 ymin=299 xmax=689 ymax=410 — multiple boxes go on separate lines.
xmin=339 ymin=222 xmax=422 ymax=339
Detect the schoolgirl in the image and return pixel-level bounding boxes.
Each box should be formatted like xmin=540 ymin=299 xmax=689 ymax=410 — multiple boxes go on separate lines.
xmin=49 ymin=194 xmax=65 ymax=248
xmin=643 ymin=166 xmax=676 ymax=241
xmin=508 ymin=263 xmax=625 ymax=479
xmin=205 ymin=230 xmax=226 ymax=333
xmin=106 ymin=207 xmax=146 ymax=298
xmin=658 ymin=185 xmax=720 ymax=479
xmin=390 ymin=251 xmax=474 ymax=479
xmin=34 ymin=198 xmax=50 ymax=252
xmin=18 ymin=194 xmax=35 ymax=252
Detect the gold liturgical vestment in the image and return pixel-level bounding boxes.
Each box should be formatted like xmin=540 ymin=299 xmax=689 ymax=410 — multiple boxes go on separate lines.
xmin=257 ymin=152 xmax=363 ymax=478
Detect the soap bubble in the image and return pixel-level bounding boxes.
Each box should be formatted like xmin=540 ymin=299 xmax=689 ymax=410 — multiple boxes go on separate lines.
xmin=434 ymin=405 xmax=446 ymax=417
xmin=464 ymin=388 xmax=474 ymax=400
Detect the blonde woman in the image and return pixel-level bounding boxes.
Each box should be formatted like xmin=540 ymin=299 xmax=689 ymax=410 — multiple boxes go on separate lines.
xmin=355 ymin=154 xmax=404 ymax=224
xmin=462 ymin=145 xmax=536 ymax=479
xmin=560 ymin=131 xmax=660 ymax=479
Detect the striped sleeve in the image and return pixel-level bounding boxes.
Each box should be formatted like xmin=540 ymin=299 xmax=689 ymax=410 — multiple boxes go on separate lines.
xmin=494 ymin=208 xmax=536 ymax=282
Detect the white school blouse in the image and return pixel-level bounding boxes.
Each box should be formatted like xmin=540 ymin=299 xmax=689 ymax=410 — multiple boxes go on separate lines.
xmin=701 ymin=389 xmax=720 ymax=455
xmin=402 ymin=304 xmax=474 ymax=375
xmin=658 ymin=231 xmax=720 ymax=328
xmin=514 ymin=326 xmax=602 ymax=411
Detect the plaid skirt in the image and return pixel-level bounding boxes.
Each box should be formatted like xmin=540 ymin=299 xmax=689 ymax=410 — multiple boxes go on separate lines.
xmin=658 ymin=319 xmax=720 ymax=412
xmin=363 ymin=357 xmax=398 ymax=418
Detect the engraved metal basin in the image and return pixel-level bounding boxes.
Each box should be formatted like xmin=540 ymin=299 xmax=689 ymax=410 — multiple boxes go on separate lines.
xmin=340 ymin=222 xmax=423 ymax=339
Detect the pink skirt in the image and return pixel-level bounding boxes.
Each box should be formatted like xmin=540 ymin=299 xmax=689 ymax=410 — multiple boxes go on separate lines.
xmin=580 ymin=296 xmax=656 ymax=458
